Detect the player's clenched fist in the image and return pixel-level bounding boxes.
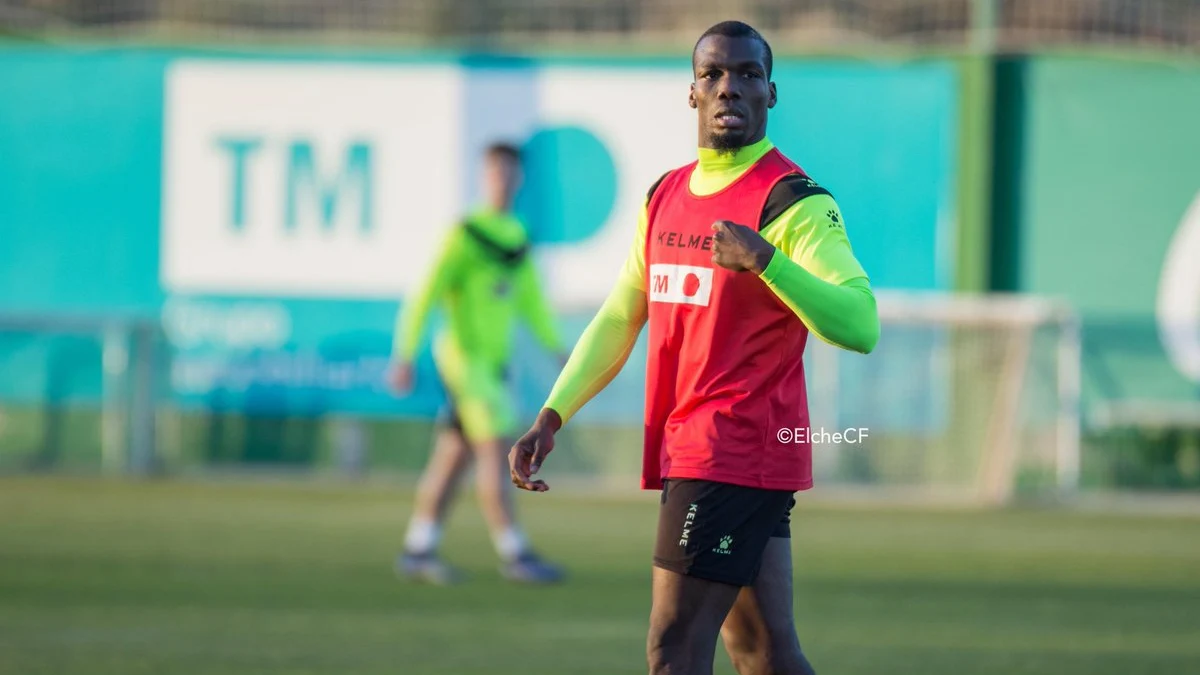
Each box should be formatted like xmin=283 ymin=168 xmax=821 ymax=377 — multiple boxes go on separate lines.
xmin=710 ymin=220 xmax=777 ymax=274
xmin=509 ymin=408 xmax=563 ymax=492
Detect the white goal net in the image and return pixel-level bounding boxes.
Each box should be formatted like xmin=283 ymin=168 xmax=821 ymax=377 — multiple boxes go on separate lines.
xmin=801 ymin=291 xmax=1081 ymax=505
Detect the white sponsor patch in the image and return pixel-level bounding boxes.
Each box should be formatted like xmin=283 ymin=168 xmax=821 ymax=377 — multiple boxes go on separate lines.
xmin=648 ymin=263 xmax=713 ymax=307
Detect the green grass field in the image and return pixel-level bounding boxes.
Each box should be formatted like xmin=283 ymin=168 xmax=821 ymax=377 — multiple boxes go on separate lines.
xmin=2 ymin=477 xmax=1199 ymax=675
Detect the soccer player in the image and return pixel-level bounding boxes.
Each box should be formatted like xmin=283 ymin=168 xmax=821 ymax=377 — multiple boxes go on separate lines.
xmin=391 ymin=142 xmax=566 ymax=585
xmin=509 ymin=21 xmax=879 ymax=675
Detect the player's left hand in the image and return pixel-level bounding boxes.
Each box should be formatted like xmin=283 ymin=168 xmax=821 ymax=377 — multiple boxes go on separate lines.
xmin=509 ymin=408 xmax=563 ymax=493
xmin=387 ymin=361 xmax=415 ymax=394
xmin=711 ymin=220 xmax=777 ymax=274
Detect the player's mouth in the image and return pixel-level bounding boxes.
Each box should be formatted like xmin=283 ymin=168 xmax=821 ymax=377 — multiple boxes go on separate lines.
xmin=714 ymin=110 xmax=746 ymax=130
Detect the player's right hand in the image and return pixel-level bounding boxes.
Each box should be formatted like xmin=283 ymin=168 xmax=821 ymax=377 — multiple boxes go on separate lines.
xmin=510 ymin=408 xmax=563 ymax=493
xmin=387 ymin=361 xmax=415 ymax=394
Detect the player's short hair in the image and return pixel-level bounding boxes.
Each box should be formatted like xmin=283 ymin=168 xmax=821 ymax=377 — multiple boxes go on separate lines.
xmin=484 ymin=142 xmax=522 ymax=163
xmin=693 ymin=21 xmax=773 ymax=78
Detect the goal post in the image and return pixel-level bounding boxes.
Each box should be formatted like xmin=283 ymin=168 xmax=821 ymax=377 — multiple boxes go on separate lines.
xmin=802 ymin=291 xmax=1082 ymax=504
xmin=0 ymin=314 xmax=161 ymax=475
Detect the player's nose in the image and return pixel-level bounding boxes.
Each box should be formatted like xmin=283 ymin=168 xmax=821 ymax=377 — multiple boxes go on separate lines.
xmin=716 ymin=75 xmax=742 ymax=99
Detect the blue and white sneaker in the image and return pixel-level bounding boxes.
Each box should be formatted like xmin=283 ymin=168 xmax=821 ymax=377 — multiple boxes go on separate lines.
xmin=396 ymin=551 xmax=464 ymax=586
xmin=500 ymin=551 xmax=566 ymax=585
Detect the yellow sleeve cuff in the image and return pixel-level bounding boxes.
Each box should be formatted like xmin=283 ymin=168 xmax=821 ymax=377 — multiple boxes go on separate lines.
xmin=758 ymin=248 xmax=788 ymax=284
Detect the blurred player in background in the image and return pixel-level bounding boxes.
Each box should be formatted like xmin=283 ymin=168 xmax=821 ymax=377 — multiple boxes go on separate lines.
xmin=510 ymin=21 xmax=879 ymax=675
xmin=390 ymin=142 xmax=566 ymax=585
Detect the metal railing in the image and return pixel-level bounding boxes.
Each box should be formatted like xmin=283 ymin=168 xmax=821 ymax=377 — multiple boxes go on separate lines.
xmin=2 ymin=1 xmax=1198 ymax=52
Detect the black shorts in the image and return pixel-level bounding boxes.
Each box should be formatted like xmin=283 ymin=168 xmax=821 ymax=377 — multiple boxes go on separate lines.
xmin=653 ymin=479 xmax=796 ymax=587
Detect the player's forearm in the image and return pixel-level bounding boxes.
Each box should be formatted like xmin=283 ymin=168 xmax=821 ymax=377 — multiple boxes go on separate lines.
xmin=393 ymin=296 xmax=434 ymax=361
xmin=394 ymin=269 xmax=450 ymax=360
xmin=543 ymin=281 xmax=647 ymax=424
xmin=518 ymin=275 xmax=564 ymax=353
xmin=393 ymin=231 xmax=465 ymax=361
xmin=759 ymin=252 xmax=879 ymax=354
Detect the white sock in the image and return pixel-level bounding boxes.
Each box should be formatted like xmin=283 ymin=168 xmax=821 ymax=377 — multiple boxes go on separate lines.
xmin=404 ymin=518 xmax=441 ymax=555
xmin=492 ymin=527 xmax=529 ymax=562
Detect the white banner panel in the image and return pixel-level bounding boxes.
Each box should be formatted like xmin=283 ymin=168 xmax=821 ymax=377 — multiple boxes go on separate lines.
xmin=162 ymin=61 xmax=464 ymax=298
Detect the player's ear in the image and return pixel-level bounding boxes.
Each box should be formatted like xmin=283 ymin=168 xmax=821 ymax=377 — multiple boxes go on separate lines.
xmin=768 ymin=82 xmax=777 ymax=109
xmin=688 ymin=82 xmax=697 ymax=109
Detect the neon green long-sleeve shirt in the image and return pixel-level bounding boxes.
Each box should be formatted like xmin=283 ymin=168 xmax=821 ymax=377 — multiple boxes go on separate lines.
xmin=544 ymin=137 xmax=879 ymax=425
xmin=394 ymin=208 xmax=562 ymax=368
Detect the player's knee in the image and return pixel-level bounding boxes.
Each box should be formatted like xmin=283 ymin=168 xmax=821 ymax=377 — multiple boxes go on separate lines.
xmin=723 ymin=633 xmax=814 ymax=675
xmin=725 ymin=646 xmax=765 ymax=675
xmin=724 ymin=644 xmax=776 ymax=675
xmin=721 ymin=626 xmax=761 ymax=671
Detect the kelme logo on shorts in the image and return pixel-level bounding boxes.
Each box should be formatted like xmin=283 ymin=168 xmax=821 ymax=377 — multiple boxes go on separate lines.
xmin=679 ymin=503 xmax=699 ymax=547
xmin=713 ymin=535 xmax=734 ymax=555
xmin=649 ymin=264 xmax=713 ymax=307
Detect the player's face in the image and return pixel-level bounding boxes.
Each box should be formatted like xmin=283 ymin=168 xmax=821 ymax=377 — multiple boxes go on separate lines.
xmin=483 ymin=154 xmax=522 ymax=210
xmin=689 ymin=35 xmax=776 ymax=152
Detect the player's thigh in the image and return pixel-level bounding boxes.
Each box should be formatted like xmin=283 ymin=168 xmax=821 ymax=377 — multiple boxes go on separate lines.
xmin=649 ymin=480 xmax=791 ymax=666
xmin=423 ymin=426 xmax=471 ymax=471
xmin=720 ymin=537 xmax=802 ymax=654
xmin=649 ymin=565 xmax=741 ymax=646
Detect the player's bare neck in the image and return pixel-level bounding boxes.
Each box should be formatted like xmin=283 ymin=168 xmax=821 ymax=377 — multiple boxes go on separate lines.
xmin=701 ymin=130 xmax=766 ymax=158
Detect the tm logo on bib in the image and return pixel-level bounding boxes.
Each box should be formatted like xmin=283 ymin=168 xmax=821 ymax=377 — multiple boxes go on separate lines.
xmin=649 ymin=264 xmax=714 ymax=307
